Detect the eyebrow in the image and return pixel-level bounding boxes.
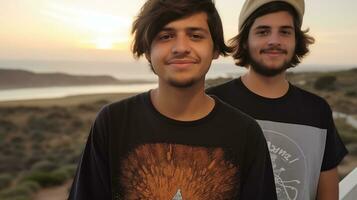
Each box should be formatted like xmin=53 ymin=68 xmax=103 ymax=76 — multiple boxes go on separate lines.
xmin=254 ymin=25 xmax=294 ymax=30
xmin=160 ymin=27 xmax=210 ymax=34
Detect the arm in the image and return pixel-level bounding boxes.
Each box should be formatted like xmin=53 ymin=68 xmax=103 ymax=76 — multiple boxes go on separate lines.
xmin=316 ymin=167 xmax=339 ymax=200
xmin=316 ymin=104 xmax=348 ymax=200
xmin=68 ymin=108 xmax=111 ymax=200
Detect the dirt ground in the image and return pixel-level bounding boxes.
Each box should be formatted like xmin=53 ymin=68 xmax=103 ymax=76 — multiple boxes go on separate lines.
xmin=32 ymin=180 xmax=72 ymax=200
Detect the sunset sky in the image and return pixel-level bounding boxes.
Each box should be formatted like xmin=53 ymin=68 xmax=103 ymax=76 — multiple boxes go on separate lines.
xmin=1 ymin=0 xmax=357 ymax=66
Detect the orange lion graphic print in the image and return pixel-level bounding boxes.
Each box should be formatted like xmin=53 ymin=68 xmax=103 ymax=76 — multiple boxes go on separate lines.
xmin=119 ymin=143 xmax=240 ymax=199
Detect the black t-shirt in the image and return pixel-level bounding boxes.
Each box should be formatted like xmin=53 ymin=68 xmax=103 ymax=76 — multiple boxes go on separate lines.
xmin=207 ymin=78 xmax=348 ymax=200
xmin=69 ymin=91 xmax=277 ymax=200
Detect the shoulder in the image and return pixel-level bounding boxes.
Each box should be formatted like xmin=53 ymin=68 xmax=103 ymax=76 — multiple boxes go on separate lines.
xmin=95 ymin=92 xmax=147 ymax=122
xmin=206 ymin=79 xmax=238 ymax=95
xmin=214 ymin=96 xmax=262 ymax=133
xmin=291 ymin=84 xmax=332 ymax=112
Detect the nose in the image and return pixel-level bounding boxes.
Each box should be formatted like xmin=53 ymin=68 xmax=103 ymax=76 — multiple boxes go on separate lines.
xmin=172 ymin=35 xmax=191 ymax=55
xmin=267 ymin=32 xmax=281 ymax=46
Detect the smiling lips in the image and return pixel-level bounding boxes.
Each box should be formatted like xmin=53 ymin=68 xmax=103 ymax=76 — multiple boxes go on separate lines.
xmin=166 ymin=59 xmax=198 ymax=69
xmin=260 ymin=48 xmax=287 ymax=56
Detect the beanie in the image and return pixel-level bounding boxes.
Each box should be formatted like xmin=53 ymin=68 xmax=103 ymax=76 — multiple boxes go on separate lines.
xmin=238 ymin=0 xmax=304 ymax=30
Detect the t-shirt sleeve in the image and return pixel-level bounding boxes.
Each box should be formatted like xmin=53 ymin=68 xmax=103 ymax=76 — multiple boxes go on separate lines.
xmin=240 ymin=121 xmax=277 ymax=200
xmin=68 ymin=106 xmax=111 ymax=200
xmin=320 ymin=106 xmax=348 ymax=171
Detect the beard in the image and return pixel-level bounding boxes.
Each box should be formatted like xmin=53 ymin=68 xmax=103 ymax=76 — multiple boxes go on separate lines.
xmin=168 ymin=79 xmax=195 ymax=88
xmin=248 ymin=47 xmax=294 ymax=77
xmin=167 ymin=76 xmax=203 ymax=88
xmin=249 ymin=58 xmax=291 ymax=77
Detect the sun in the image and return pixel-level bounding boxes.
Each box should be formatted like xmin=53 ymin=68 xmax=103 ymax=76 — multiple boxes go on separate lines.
xmin=92 ymin=38 xmax=115 ymax=50
xmin=44 ymin=3 xmax=132 ymax=50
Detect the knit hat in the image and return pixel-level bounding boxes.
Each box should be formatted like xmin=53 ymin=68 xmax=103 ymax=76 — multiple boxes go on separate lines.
xmin=238 ymin=0 xmax=304 ymax=30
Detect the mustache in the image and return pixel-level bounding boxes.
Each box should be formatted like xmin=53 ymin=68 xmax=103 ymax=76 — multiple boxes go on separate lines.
xmin=166 ymin=55 xmax=199 ymax=64
xmin=260 ymin=47 xmax=288 ymax=54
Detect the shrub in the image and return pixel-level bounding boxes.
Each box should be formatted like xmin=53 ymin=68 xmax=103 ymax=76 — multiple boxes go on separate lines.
xmin=22 ymin=171 xmax=64 ymax=187
xmin=53 ymin=164 xmax=78 ymax=180
xmin=0 ymin=183 xmax=33 ymax=199
xmin=24 ymin=155 xmax=42 ymax=168
xmin=26 ymin=115 xmax=62 ymax=133
xmin=348 ymin=67 xmax=357 ymax=73
xmin=345 ymin=90 xmax=357 ymax=97
xmin=0 ymin=155 xmax=25 ymax=172
xmin=18 ymin=180 xmax=41 ymax=192
xmin=95 ymin=99 xmax=110 ymax=106
xmin=0 ymin=133 xmax=5 ymax=144
xmin=70 ymin=118 xmax=84 ymax=130
xmin=346 ymin=143 xmax=357 ymax=155
xmin=77 ymin=104 xmax=97 ymax=111
xmin=0 ymin=174 xmax=12 ymax=190
xmin=30 ymin=131 xmax=45 ymax=142
xmin=31 ymin=160 xmax=57 ymax=172
xmin=0 ymin=119 xmax=17 ymax=133
xmin=1 ymin=196 xmax=29 ymax=200
xmin=314 ymin=75 xmax=337 ymax=90
xmin=10 ymin=135 xmax=24 ymax=144
xmin=46 ymin=109 xmax=72 ymax=120
xmin=51 ymin=168 xmax=71 ymax=180
xmin=335 ymin=118 xmax=357 ymax=146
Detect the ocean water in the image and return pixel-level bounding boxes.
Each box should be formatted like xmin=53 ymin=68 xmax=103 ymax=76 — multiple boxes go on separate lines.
xmin=0 ymin=59 xmax=245 ymax=81
xmin=0 ymin=84 xmax=158 ymax=102
xmin=0 ymin=59 xmax=354 ymax=101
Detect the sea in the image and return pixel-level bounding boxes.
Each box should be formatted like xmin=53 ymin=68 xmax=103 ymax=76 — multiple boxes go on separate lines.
xmin=0 ymin=59 xmax=354 ymax=102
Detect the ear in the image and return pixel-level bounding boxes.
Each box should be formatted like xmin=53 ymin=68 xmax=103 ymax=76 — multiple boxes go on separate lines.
xmin=242 ymin=42 xmax=248 ymax=50
xmin=213 ymin=50 xmax=219 ymax=60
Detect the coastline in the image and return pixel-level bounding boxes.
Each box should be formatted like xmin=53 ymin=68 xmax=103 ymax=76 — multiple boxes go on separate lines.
xmin=0 ymin=92 xmax=138 ymax=107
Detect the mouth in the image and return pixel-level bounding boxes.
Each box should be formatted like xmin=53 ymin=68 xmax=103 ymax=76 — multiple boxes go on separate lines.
xmin=260 ymin=49 xmax=287 ymax=55
xmin=166 ymin=59 xmax=198 ymax=69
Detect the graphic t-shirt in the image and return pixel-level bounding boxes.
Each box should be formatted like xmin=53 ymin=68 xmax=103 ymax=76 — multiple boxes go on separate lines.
xmin=207 ymin=78 xmax=348 ymax=200
xmin=69 ymin=91 xmax=277 ymax=200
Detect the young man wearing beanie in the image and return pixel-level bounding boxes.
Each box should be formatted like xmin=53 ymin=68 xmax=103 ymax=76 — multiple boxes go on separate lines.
xmin=207 ymin=0 xmax=347 ymax=199
xmin=69 ymin=0 xmax=277 ymax=199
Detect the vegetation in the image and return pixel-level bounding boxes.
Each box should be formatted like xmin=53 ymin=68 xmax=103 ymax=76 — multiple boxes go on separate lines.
xmin=313 ymin=75 xmax=337 ymax=91
xmin=0 ymin=103 xmax=101 ymax=199
xmin=0 ymin=68 xmax=356 ymax=199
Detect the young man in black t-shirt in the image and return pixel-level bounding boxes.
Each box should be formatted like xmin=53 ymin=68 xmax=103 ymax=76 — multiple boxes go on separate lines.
xmin=69 ymin=0 xmax=277 ymax=199
xmin=207 ymin=0 xmax=348 ymax=199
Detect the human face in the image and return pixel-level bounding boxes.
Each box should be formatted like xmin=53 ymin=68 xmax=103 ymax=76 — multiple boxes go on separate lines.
xmin=247 ymin=11 xmax=296 ymax=77
xmin=147 ymin=12 xmax=218 ymax=88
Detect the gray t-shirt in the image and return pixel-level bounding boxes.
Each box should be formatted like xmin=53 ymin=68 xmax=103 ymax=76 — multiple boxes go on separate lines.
xmin=207 ymin=77 xmax=348 ymax=200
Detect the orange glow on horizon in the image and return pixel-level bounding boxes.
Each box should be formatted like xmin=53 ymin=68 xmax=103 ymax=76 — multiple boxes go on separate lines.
xmin=43 ymin=3 xmax=132 ymax=50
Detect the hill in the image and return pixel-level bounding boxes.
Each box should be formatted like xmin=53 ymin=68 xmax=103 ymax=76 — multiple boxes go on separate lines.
xmin=0 ymin=69 xmax=150 ymax=90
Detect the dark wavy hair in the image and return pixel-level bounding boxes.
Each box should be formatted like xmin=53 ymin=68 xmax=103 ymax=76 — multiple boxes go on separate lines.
xmin=131 ymin=0 xmax=232 ymax=59
xmin=230 ymin=1 xmax=315 ymax=68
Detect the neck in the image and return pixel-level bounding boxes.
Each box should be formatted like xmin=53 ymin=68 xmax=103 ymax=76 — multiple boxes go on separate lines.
xmin=242 ymin=68 xmax=289 ymax=98
xmin=150 ymin=80 xmax=214 ymax=121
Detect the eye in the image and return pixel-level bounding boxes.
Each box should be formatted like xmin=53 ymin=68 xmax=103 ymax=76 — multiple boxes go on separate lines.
xmin=190 ymin=33 xmax=204 ymax=40
xmin=280 ymin=29 xmax=293 ymax=36
xmin=256 ymin=30 xmax=269 ymax=36
xmin=157 ymin=33 xmax=174 ymax=41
